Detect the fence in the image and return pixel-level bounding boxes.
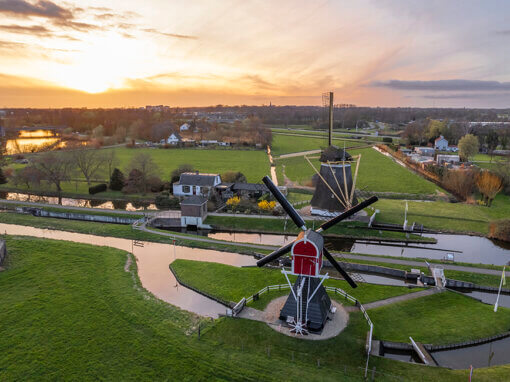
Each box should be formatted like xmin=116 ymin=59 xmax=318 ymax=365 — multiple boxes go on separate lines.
xmin=243 ymin=284 xmax=291 ymax=305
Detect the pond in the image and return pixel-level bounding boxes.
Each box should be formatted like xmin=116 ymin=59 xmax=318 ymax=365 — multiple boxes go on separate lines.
xmin=0 ymin=191 xmax=157 ymax=211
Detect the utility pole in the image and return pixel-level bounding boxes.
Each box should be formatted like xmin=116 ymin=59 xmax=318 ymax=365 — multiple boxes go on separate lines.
xmin=328 ymin=92 xmax=334 ymax=147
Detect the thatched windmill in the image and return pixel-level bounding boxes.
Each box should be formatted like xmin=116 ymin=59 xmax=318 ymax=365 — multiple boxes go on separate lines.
xmin=307 ymin=146 xmax=361 ymax=217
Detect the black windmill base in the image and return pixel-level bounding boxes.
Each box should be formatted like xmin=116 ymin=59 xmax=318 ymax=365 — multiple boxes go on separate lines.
xmin=279 ymin=276 xmax=332 ymax=334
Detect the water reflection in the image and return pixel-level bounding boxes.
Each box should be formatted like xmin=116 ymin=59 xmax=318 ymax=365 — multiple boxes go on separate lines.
xmin=2 ymin=192 xmax=157 ymax=211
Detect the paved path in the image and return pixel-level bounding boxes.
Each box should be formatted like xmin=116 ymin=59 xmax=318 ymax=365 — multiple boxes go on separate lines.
xmin=0 ymin=199 xmax=148 ymax=215
xmin=278 ymin=149 xmax=322 ymax=159
xmin=363 ymin=288 xmax=443 ymax=310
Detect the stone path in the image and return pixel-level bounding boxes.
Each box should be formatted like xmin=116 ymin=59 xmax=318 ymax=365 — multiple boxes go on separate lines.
xmin=363 ymin=288 xmax=443 ymax=310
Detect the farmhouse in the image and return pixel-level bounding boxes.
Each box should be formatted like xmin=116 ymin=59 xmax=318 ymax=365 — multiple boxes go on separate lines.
xmin=434 ymin=135 xmax=448 ymax=151
xmin=173 ymin=172 xmax=221 ymax=197
xmin=166 ymin=132 xmax=183 ymax=145
xmin=179 ymin=123 xmax=190 ymax=131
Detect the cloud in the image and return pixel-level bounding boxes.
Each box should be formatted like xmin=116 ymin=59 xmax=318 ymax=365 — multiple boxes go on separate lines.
xmin=142 ymin=28 xmax=198 ymax=40
xmin=369 ymin=79 xmax=510 ymax=91
xmin=0 ymin=0 xmax=72 ymax=19
xmin=412 ymin=93 xmax=510 ymax=100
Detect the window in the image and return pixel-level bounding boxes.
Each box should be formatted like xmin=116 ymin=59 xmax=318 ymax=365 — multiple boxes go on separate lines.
xmin=183 ymin=186 xmax=190 ymax=193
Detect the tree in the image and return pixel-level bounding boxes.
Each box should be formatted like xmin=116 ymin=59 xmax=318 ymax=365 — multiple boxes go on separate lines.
xmin=93 ymin=125 xmax=104 ymax=139
xmin=71 ymin=149 xmax=105 ymax=185
xmin=109 ymin=168 xmax=125 ymax=191
xmin=122 ymin=169 xmax=144 ymax=194
xmin=486 ymin=129 xmax=499 ymax=162
xmin=104 ymin=150 xmax=118 ymax=179
xmin=12 ymin=166 xmax=43 ymax=189
xmin=32 ymin=152 xmax=72 ymax=193
xmin=221 ymin=171 xmax=247 ymax=183
xmin=0 ymin=168 xmax=7 ymax=184
xmin=458 ymin=134 xmax=479 ymax=161
xmin=476 ymin=171 xmax=503 ymax=206
xmin=170 ymin=164 xmax=194 ymax=184
xmin=127 ymin=153 xmax=159 ymax=194
xmin=114 ymin=126 xmax=127 ymax=143
xmin=443 ymin=169 xmax=477 ymax=201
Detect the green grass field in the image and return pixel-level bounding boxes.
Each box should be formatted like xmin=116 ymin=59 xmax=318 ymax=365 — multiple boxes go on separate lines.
xmin=278 ymin=147 xmax=441 ymax=195
xmin=271 ymin=134 xmax=367 ymax=156
xmin=375 ymin=194 xmax=510 ymax=234
xmin=170 ymin=259 xmax=422 ymax=308
xmin=369 ymin=291 xmax=510 ymax=344
xmin=2 ymin=235 xmax=510 ymax=380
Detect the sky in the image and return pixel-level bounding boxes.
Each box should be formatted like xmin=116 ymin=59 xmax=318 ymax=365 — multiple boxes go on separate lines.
xmin=1 ymin=0 xmax=510 ymax=108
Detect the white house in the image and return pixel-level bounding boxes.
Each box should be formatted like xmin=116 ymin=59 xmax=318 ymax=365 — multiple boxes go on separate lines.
xmin=179 ymin=123 xmax=190 ymax=132
xmin=173 ymin=172 xmax=222 ymax=197
xmin=434 ymin=135 xmax=449 ymax=151
xmin=166 ymin=132 xmax=182 ymax=145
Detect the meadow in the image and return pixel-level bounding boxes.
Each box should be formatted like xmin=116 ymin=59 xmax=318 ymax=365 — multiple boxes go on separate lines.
xmin=2 ymin=235 xmax=509 ymax=380
xmin=270 ymin=133 xmax=367 ymax=156
xmin=277 ymin=147 xmax=442 ymax=195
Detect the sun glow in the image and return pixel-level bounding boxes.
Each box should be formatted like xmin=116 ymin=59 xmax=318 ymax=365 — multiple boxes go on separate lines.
xmin=55 ymin=34 xmax=153 ymax=94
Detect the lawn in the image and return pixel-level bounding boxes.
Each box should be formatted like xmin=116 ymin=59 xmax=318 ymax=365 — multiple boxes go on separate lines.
xmin=369 ymin=291 xmax=510 ymax=345
xmin=170 ymin=259 xmax=423 ymax=309
xmin=278 ymin=147 xmax=441 ymax=195
xmin=375 ymin=194 xmax=510 ymax=234
xmin=3 ymin=146 xmax=270 ymax=194
xmin=2 ymin=236 xmax=510 ymax=380
xmin=270 ymin=134 xmax=366 ymax=156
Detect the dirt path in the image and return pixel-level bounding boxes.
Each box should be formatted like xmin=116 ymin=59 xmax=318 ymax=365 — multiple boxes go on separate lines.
xmin=363 ymin=288 xmax=443 ymax=310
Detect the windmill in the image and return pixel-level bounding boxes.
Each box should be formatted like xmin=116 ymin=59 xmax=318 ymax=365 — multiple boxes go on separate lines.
xmin=307 ymin=146 xmax=362 ymax=217
xmin=258 ymin=175 xmax=378 ymax=334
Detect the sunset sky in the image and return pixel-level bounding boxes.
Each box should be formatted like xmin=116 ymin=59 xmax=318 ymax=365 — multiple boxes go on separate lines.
xmin=1 ymin=0 xmax=510 ymax=108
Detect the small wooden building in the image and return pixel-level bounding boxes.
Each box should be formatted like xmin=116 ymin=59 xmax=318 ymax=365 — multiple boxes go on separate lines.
xmin=180 ymin=196 xmax=208 ymax=228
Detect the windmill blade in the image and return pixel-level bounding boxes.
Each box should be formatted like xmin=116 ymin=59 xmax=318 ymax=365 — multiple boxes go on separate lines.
xmin=317 ymin=195 xmax=378 ymax=233
xmin=256 ymin=242 xmax=293 ymax=267
xmin=262 ymin=175 xmax=306 ymax=230
xmin=323 ymin=248 xmax=357 ymax=288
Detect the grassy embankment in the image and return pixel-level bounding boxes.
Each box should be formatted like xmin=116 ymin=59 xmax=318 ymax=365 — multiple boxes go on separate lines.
xmin=170 ymin=259 xmax=510 ymax=346
xmin=1 ymin=211 xmax=505 ymax=287
xmin=170 ymin=259 xmax=423 ymax=309
xmin=204 ymin=215 xmax=433 ymax=242
xmin=2 ymin=236 xmax=509 ymax=380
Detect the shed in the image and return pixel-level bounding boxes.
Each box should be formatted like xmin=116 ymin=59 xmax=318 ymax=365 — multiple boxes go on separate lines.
xmin=180 ymin=196 xmax=208 ymax=228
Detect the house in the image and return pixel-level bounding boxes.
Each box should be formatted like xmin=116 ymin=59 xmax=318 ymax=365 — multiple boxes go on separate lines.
xmin=173 ymin=172 xmax=222 ymax=197
xmin=231 ymin=183 xmax=269 ymax=199
xmin=166 ymin=132 xmax=182 ymax=145
xmin=180 ymin=196 xmax=208 ymax=228
xmin=434 ymin=135 xmax=449 ymax=151
xmin=179 ymin=123 xmax=190 ymax=132
xmin=437 ymin=154 xmax=460 ymax=165
xmin=414 ymin=147 xmax=435 ymax=156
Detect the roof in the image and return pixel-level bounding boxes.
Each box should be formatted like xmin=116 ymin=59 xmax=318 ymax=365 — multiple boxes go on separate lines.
xmin=232 ymin=183 xmax=268 ymax=192
xmin=169 ymin=132 xmax=183 ymax=140
xmin=215 ymin=182 xmax=234 ymax=190
xmin=434 ymin=135 xmax=447 ymax=142
xmin=179 ymin=172 xmax=219 ymax=186
xmin=181 ymin=196 xmax=208 ymax=206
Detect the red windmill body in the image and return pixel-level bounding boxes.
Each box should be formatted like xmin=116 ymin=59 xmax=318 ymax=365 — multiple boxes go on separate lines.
xmin=291 ymin=230 xmax=324 ymax=277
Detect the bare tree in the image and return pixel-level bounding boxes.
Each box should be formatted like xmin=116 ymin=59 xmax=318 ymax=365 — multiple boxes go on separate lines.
xmin=104 ymin=150 xmax=118 ymax=179
xmin=71 ymin=149 xmax=105 ymax=185
xmin=32 ymin=152 xmax=72 ymax=193
xmin=127 ymin=153 xmax=159 ymax=193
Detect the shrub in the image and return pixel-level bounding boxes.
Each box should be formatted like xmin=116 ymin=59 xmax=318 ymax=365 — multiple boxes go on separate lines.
xmin=155 ymin=192 xmax=180 ymax=209
xmin=226 ymin=196 xmax=241 ymax=209
xmin=443 ymin=170 xmax=477 ymax=201
xmin=221 ymin=171 xmax=247 ymax=183
xmin=258 ymin=200 xmax=276 ymax=211
xmin=109 ymin=168 xmax=125 ymax=191
xmin=382 ymin=137 xmax=393 ymax=143
xmin=476 ymin=171 xmax=503 ymax=206
xmin=488 ymin=220 xmax=510 ymax=243
xmin=122 ymin=169 xmax=144 ymax=194
xmin=89 ymin=183 xmax=107 ymax=195
xmin=147 ymin=176 xmax=164 ymax=192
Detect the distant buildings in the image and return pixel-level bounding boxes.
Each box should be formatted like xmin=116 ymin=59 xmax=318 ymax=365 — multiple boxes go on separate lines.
xmin=414 ymin=147 xmax=435 ymax=156
xmin=437 ymin=154 xmax=460 ymax=165
xmin=166 ymin=132 xmax=183 ymax=145
xmin=179 ymin=123 xmax=190 ymax=132
xmin=434 ymin=135 xmax=448 ymax=151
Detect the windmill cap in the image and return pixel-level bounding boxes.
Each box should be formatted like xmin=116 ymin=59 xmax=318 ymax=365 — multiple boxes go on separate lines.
xmin=320 ymin=145 xmax=352 ymax=162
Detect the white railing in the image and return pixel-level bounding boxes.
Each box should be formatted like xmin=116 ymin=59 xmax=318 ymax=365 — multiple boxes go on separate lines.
xmin=244 ymin=284 xmax=291 ymax=304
